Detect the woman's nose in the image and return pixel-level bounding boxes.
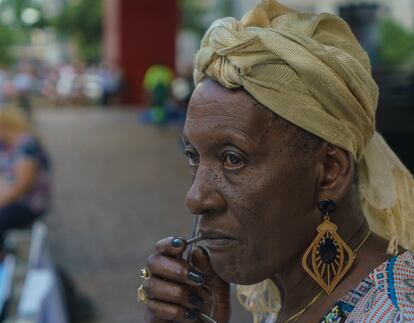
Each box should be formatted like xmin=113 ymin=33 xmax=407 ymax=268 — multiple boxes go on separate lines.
xmin=185 ymin=167 xmax=225 ymax=215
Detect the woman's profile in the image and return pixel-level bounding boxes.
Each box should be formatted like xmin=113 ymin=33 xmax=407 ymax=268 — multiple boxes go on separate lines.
xmin=138 ymin=1 xmax=414 ymax=322
xmin=0 ymin=107 xmax=50 ymax=248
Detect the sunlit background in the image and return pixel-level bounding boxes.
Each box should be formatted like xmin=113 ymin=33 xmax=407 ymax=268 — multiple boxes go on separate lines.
xmin=0 ymin=1 xmax=413 ymax=323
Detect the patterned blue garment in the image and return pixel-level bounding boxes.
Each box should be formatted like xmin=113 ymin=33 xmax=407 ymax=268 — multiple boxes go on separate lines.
xmin=0 ymin=134 xmax=50 ymax=214
xmin=321 ymin=251 xmax=414 ymax=322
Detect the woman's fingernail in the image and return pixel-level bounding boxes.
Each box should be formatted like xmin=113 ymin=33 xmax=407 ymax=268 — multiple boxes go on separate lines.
xmin=187 ymin=269 xmax=204 ymax=283
xmin=171 ymin=238 xmax=184 ymax=248
xmin=184 ymin=308 xmax=199 ymax=320
xmin=189 ymin=292 xmax=204 ymax=306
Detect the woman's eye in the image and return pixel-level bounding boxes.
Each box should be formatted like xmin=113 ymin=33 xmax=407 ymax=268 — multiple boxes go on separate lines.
xmin=223 ymin=152 xmax=244 ymax=169
xmin=184 ymin=149 xmax=199 ymax=166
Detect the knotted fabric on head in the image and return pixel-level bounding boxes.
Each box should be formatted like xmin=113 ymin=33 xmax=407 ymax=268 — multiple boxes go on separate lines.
xmin=195 ymin=0 xmax=377 ymax=160
xmin=194 ymin=1 xmax=414 ymax=322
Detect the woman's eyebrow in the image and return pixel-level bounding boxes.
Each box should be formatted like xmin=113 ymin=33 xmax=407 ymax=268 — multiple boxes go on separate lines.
xmin=182 ymin=126 xmax=256 ymax=149
xmin=218 ymin=126 xmax=256 ymax=146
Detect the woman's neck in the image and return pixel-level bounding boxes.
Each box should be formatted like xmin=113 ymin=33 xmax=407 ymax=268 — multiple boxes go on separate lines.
xmin=271 ymin=201 xmax=376 ymax=323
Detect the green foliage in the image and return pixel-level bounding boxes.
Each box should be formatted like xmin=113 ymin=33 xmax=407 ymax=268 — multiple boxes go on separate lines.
xmin=0 ymin=25 xmax=15 ymax=64
xmin=180 ymin=0 xmax=206 ymax=36
xmin=220 ymin=0 xmax=233 ymax=17
xmin=0 ymin=0 xmax=47 ymax=64
xmin=378 ymin=19 xmax=414 ymax=69
xmin=180 ymin=0 xmax=233 ymax=37
xmin=52 ymin=0 xmax=102 ymax=64
xmin=0 ymin=0 xmax=46 ymax=29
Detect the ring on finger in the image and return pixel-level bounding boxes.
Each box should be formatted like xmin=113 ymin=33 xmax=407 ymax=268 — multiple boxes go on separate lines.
xmin=137 ymin=284 xmax=149 ymax=304
xmin=140 ymin=268 xmax=149 ymax=279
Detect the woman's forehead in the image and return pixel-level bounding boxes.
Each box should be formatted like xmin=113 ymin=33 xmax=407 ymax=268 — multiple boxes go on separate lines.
xmin=188 ymin=80 xmax=273 ymax=122
xmin=185 ymin=80 xmax=280 ymax=144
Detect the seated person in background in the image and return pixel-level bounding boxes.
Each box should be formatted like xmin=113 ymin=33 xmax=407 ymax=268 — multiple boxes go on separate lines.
xmin=0 ymin=108 xmax=50 ymax=246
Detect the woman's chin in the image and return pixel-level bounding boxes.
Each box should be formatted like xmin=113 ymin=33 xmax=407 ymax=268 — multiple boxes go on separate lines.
xmin=209 ymin=254 xmax=264 ymax=285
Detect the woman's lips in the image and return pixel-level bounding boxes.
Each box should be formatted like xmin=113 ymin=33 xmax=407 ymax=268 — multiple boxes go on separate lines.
xmin=200 ymin=230 xmax=238 ymax=250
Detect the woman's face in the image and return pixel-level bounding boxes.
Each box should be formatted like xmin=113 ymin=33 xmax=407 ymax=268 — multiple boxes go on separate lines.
xmin=183 ymin=80 xmax=321 ymax=284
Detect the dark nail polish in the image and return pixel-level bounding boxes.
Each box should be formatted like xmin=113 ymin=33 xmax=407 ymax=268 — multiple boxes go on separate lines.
xmin=184 ymin=308 xmax=199 ymax=320
xmin=171 ymin=238 xmax=184 ymax=248
xmin=188 ymin=270 xmax=204 ymax=283
xmin=189 ymin=292 xmax=204 ymax=306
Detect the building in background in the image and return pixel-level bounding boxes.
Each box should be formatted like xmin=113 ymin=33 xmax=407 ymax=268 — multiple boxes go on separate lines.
xmin=103 ymin=0 xmax=178 ymax=104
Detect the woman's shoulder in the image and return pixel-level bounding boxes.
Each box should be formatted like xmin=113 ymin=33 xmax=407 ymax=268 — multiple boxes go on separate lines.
xmin=347 ymin=250 xmax=414 ymax=322
xmin=13 ymin=133 xmax=50 ymax=169
xmin=15 ymin=133 xmax=42 ymax=155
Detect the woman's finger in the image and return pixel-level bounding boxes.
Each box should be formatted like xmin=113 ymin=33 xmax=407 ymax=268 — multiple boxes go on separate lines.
xmin=191 ymin=248 xmax=227 ymax=288
xmin=191 ymin=247 xmax=231 ymax=322
xmin=146 ymin=253 xmax=205 ymax=286
xmin=155 ymin=236 xmax=187 ymax=257
xmin=144 ymin=317 xmax=169 ymax=323
xmin=190 ymin=285 xmax=214 ymax=316
xmin=145 ymin=299 xmax=201 ymax=322
xmin=143 ymin=276 xmax=205 ymax=309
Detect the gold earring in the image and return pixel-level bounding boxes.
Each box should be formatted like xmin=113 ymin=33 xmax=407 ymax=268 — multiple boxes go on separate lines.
xmin=301 ymin=199 xmax=354 ymax=295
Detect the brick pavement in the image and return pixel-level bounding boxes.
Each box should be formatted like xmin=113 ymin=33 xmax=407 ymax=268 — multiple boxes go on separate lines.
xmin=35 ymin=108 xmax=251 ymax=323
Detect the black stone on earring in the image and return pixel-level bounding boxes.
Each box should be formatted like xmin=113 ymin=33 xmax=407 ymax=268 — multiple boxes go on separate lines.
xmin=319 ymin=199 xmax=336 ymax=214
xmin=319 ymin=237 xmax=338 ymax=264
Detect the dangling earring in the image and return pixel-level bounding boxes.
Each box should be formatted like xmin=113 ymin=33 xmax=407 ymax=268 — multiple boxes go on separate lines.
xmin=301 ymin=199 xmax=354 ymax=295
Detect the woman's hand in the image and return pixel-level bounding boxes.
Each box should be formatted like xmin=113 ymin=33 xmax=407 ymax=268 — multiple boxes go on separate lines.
xmin=142 ymin=237 xmax=231 ymax=323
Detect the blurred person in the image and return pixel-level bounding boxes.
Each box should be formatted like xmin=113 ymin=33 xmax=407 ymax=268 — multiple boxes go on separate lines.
xmin=56 ymin=64 xmax=77 ymax=105
xmin=13 ymin=61 xmax=35 ymax=117
xmin=2 ymin=72 xmax=16 ymax=105
xmin=41 ymin=65 xmax=60 ymax=106
xmin=140 ymin=64 xmax=174 ymax=124
xmin=0 ymin=108 xmax=50 ymax=247
xmin=99 ymin=62 xmax=123 ymax=106
xmin=72 ymin=60 xmax=87 ymax=106
xmin=139 ymin=1 xmax=414 ymax=322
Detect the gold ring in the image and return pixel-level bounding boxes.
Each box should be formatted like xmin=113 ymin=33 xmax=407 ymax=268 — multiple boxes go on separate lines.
xmin=140 ymin=268 xmax=149 ymax=279
xmin=137 ymin=284 xmax=149 ymax=304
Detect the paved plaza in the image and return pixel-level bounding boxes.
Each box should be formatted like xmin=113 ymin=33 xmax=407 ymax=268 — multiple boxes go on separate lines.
xmin=35 ymin=108 xmax=251 ymax=323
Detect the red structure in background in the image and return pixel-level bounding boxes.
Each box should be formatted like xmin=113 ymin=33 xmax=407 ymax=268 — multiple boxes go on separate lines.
xmin=103 ymin=0 xmax=178 ymax=105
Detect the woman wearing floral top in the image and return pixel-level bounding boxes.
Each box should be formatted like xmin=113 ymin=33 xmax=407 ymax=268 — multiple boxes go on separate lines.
xmin=0 ymin=107 xmax=50 ymax=245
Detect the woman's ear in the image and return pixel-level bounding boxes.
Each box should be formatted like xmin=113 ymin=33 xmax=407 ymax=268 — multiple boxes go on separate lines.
xmin=315 ymin=143 xmax=355 ymax=202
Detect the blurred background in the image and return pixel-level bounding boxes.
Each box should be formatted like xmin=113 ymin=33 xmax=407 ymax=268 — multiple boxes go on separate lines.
xmin=0 ymin=0 xmax=413 ymax=323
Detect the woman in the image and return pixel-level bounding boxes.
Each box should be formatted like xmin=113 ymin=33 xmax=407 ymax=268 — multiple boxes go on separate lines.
xmin=139 ymin=1 xmax=414 ymax=322
xmin=0 ymin=107 xmax=50 ymax=245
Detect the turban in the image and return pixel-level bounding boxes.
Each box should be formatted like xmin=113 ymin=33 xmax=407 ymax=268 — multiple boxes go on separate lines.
xmin=193 ymin=0 xmax=414 ymax=321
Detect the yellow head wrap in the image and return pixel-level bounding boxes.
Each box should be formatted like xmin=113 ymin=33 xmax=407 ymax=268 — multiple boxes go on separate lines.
xmin=194 ymin=0 xmax=414 ymax=321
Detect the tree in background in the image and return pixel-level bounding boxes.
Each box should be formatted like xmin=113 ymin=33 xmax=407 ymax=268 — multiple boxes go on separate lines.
xmin=52 ymin=0 xmax=102 ymax=64
xmin=0 ymin=26 xmax=15 ymax=65
xmin=0 ymin=0 xmax=47 ymax=64
xmin=180 ymin=0 xmax=233 ymax=37
xmin=180 ymin=0 xmax=208 ymax=36
xmin=378 ymin=19 xmax=414 ymax=71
